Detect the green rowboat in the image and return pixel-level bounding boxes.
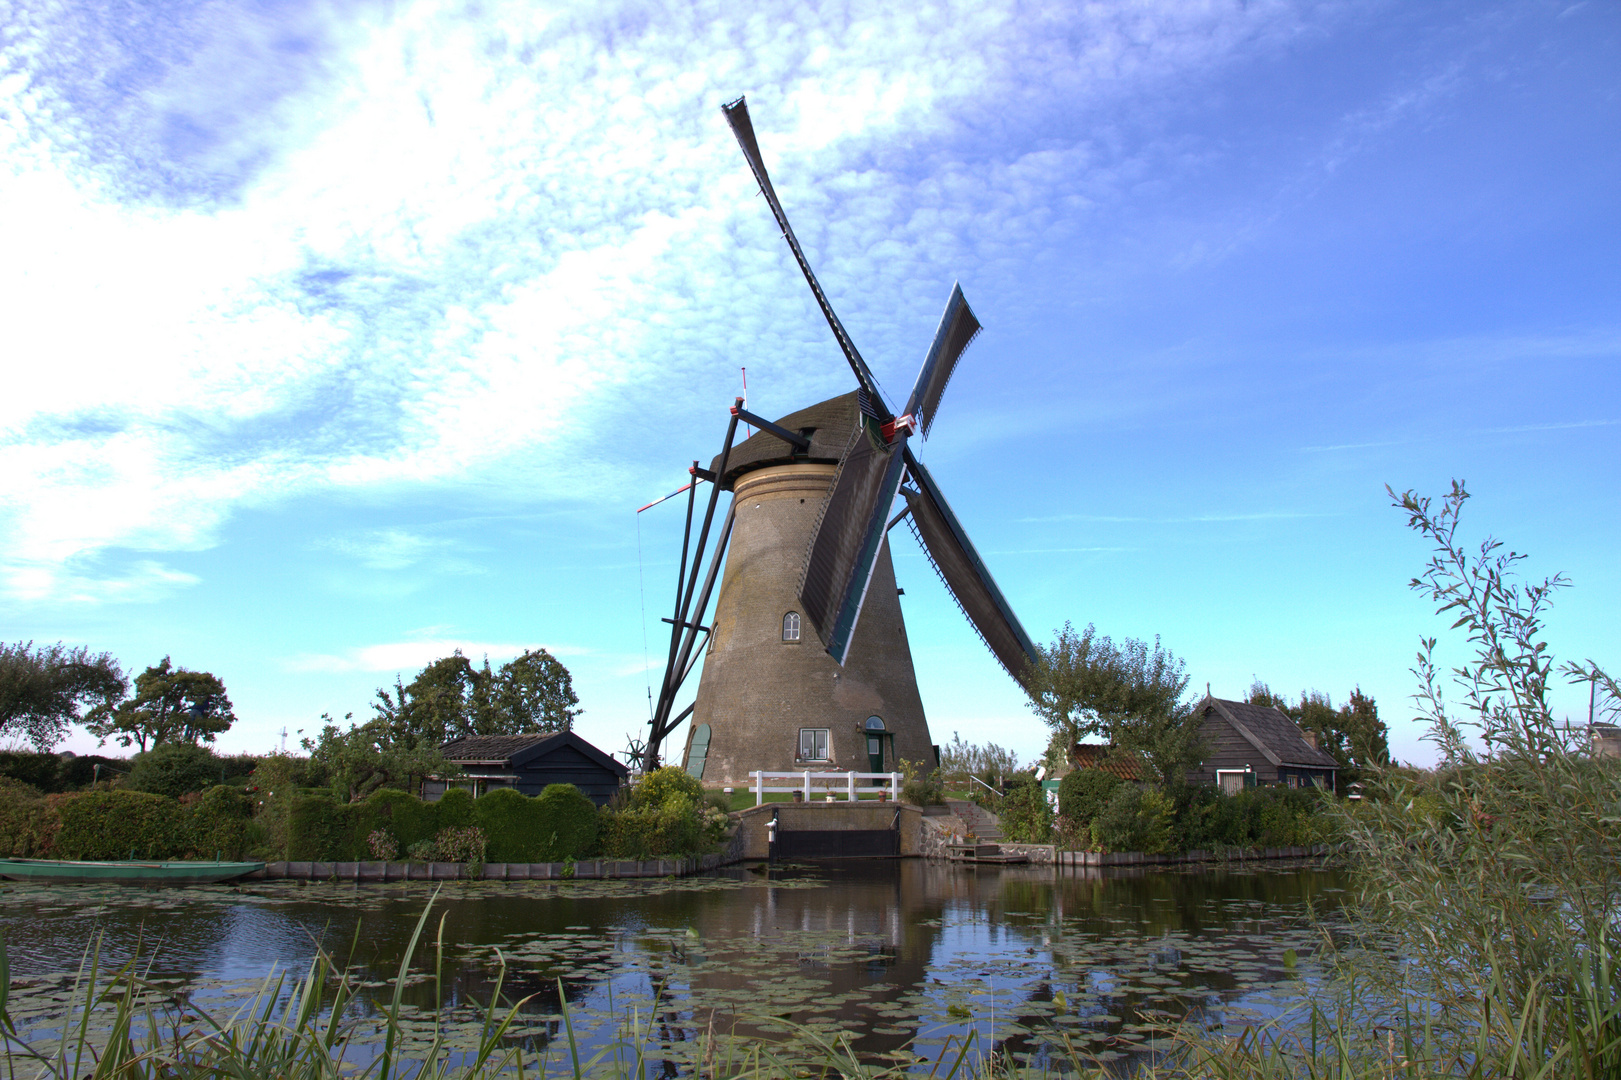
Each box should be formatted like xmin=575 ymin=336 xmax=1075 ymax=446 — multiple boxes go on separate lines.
xmin=0 ymin=858 xmax=264 ymax=885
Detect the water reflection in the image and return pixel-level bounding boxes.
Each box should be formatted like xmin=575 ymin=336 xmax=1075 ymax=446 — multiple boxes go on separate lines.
xmin=0 ymin=861 xmax=1346 ymax=1073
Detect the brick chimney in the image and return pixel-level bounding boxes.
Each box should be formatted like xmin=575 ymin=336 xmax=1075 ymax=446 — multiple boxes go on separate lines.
xmin=1303 ymin=731 xmax=1319 ymax=750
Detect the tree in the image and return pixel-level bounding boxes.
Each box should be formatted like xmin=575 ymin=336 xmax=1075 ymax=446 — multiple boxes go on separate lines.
xmin=1025 ymin=622 xmax=1202 ymax=789
xmin=0 ymin=641 xmax=126 ymax=751
xmin=86 ymin=657 xmax=235 ymax=751
xmin=372 ymin=648 xmax=582 ymax=747
xmin=490 ymin=648 xmax=580 ymax=733
xmin=302 ymin=712 xmax=457 ymax=803
xmin=1247 ymin=680 xmax=1391 ymax=787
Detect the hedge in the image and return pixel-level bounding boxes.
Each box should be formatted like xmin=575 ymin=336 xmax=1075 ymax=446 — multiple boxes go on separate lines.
xmin=55 ymin=790 xmax=191 ymax=859
xmin=287 ymin=785 xmax=599 ymax=862
xmin=0 ymin=777 xmax=60 ymax=857
xmin=0 ymin=752 xmax=126 ymax=794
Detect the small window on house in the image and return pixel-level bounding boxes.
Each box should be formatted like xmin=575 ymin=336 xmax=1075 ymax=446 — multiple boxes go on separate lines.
xmin=799 ymin=727 xmax=830 ymax=761
xmin=783 ymin=612 xmax=801 ymax=642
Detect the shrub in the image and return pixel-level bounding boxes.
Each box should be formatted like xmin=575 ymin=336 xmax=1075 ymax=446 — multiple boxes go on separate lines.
xmin=187 ymin=785 xmax=253 ymax=859
xmin=126 ymin=743 xmax=222 ymax=799
xmin=285 ymin=795 xmax=376 ymax=861
xmin=532 ymin=784 xmax=598 ymax=861
xmin=1089 ymin=784 xmax=1173 ymax=854
xmin=598 ymin=795 xmax=703 ymax=859
xmin=631 ymin=767 xmax=703 ymax=811
xmin=998 ymin=778 xmax=1054 ymax=843
xmin=1057 ymin=768 xmax=1121 ymax=836
xmin=434 ymin=787 xmax=476 ymax=828
xmin=0 ymin=776 xmax=60 ymax=856
xmin=55 ymin=754 xmax=127 ymax=791
xmin=368 ymin=788 xmax=441 ymax=853
xmin=470 ymin=788 xmax=532 ymax=862
xmin=0 ymin=752 xmax=67 ymax=792
xmin=367 ymin=828 xmax=399 ymax=860
xmin=430 ymin=825 xmax=486 ymax=864
xmin=54 ymin=790 xmax=189 ymax=859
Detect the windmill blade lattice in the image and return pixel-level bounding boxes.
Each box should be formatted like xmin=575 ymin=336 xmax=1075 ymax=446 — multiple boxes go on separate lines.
xmin=902 ymin=450 xmax=1038 ymax=687
xmin=721 ymin=96 xmax=891 ymax=420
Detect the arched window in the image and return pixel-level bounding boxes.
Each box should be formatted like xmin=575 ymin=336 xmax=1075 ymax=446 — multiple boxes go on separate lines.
xmin=782 ymin=612 xmax=801 ymax=642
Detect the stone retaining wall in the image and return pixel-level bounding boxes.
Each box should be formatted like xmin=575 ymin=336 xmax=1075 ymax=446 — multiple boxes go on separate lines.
xmin=250 ymin=852 xmax=736 ymax=882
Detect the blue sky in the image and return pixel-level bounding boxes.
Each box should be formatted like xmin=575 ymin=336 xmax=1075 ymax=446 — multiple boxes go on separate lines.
xmin=2 ymin=0 xmax=1616 ymax=767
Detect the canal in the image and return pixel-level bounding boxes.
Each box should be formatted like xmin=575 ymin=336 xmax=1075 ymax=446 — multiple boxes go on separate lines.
xmin=1 ymin=860 xmax=1347 ymax=1073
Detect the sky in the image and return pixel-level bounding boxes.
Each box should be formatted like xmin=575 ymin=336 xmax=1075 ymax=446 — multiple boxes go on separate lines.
xmin=1 ymin=0 xmax=1617 ymax=769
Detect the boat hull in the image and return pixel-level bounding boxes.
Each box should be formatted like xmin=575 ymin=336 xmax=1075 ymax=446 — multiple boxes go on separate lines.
xmin=0 ymin=859 xmax=265 ymax=885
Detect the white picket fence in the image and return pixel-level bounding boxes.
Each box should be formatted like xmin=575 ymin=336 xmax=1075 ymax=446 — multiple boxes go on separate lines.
xmin=750 ymin=770 xmax=903 ymax=806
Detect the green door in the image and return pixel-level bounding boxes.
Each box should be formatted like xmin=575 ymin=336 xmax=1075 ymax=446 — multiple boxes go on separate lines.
xmin=864 ymin=716 xmax=886 ymax=773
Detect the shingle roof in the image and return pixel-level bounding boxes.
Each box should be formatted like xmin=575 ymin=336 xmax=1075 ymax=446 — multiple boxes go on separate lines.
xmin=1201 ymin=697 xmax=1340 ymax=770
xmin=1069 ymin=743 xmax=1143 ymax=781
xmin=440 ymin=734 xmax=562 ymax=763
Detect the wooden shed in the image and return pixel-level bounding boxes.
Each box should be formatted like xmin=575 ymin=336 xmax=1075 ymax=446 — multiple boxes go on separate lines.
xmin=1187 ymin=696 xmax=1338 ymax=793
xmin=424 ymin=732 xmax=629 ymax=806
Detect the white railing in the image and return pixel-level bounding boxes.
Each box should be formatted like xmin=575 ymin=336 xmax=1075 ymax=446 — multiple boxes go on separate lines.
xmin=751 ymin=770 xmax=903 ymax=806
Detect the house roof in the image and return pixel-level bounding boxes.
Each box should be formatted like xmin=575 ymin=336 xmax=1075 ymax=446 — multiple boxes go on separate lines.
xmin=1198 ymin=696 xmax=1340 ymax=770
xmin=440 ymin=731 xmax=630 ymax=777
xmin=1070 ymin=743 xmax=1143 ymax=781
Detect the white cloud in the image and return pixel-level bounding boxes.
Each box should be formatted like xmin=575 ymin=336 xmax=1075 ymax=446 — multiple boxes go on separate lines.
xmin=1 ymin=0 xmax=1326 ymax=603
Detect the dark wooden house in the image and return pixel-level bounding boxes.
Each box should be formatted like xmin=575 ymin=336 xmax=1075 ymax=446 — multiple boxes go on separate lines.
xmin=423 ymin=732 xmax=628 ymax=806
xmin=1187 ymin=696 xmax=1338 ymax=793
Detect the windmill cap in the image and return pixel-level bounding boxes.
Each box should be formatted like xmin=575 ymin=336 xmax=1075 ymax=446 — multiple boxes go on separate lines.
xmin=710 ymin=390 xmax=860 ymax=488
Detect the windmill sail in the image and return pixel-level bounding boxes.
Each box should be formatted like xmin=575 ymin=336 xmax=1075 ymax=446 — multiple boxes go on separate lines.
xmin=902 ymin=449 xmax=1038 ymax=687
xmin=903 ymin=283 xmax=980 ymax=439
xmin=721 ymin=96 xmax=891 ymax=420
xmin=799 ymin=425 xmax=905 ymax=661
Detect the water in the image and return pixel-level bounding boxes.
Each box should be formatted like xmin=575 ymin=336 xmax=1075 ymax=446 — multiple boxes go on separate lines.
xmin=0 ymin=860 xmax=1347 ymax=1072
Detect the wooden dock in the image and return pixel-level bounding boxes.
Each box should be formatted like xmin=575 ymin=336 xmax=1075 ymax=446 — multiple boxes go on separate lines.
xmin=947 ymin=842 xmax=1028 ymax=865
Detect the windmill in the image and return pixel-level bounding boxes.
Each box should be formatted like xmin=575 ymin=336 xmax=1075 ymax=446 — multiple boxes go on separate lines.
xmin=641 ymin=97 xmax=1037 ymax=784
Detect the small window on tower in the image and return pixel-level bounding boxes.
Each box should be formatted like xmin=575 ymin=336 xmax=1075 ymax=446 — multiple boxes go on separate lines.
xmin=782 ymin=612 xmax=801 ymax=642
xmin=799 ymin=728 xmax=830 ymax=761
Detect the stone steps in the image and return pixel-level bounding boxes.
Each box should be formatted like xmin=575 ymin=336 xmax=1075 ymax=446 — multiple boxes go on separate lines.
xmin=945 ymin=798 xmax=1004 ymax=841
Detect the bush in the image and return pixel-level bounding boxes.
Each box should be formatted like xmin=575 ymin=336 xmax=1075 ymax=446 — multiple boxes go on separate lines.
xmin=285 ymin=796 xmax=376 ymax=861
xmin=598 ymin=797 xmax=703 ymax=859
xmin=0 ymin=777 xmax=60 ymax=856
xmin=54 ymin=790 xmax=190 ymax=859
xmin=187 ymin=785 xmax=254 ymax=859
xmin=901 ymin=768 xmax=945 ymax=807
xmin=430 ymin=825 xmax=486 ymax=864
xmin=1089 ymin=784 xmax=1173 ymax=854
xmin=0 ymin=752 xmax=67 ymax=792
xmin=630 ymin=767 xmax=703 ymax=811
xmin=532 ymin=784 xmax=599 ymax=860
xmin=127 ymin=743 xmax=221 ymax=799
xmin=1057 ymin=768 xmax=1121 ymax=835
xmin=998 ymin=778 xmax=1054 ymax=843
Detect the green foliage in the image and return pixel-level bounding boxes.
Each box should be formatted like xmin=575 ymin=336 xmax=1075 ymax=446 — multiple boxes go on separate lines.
xmin=937 ymin=732 xmax=1018 ymax=787
xmin=630 ymin=766 xmax=703 ymax=811
xmin=997 ymin=777 xmax=1054 ymax=843
xmin=1057 ymin=767 xmax=1122 ymax=831
xmin=0 ymin=776 xmax=60 ymax=857
xmin=531 ymin=785 xmax=599 ymax=861
xmin=302 ymin=712 xmax=457 ymax=803
xmin=1247 ymin=681 xmax=1390 ymax=788
xmin=430 ymin=825 xmax=486 ymax=864
xmin=1088 ymin=783 xmax=1174 ymax=854
xmin=85 ymin=656 xmax=234 ymax=752
xmin=901 ymin=768 xmax=945 ymax=806
xmin=187 ymin=785 xmax=254 ymax=859
xmin=1317 ymin=482 xmax=1621 ymax=1073
xmin=126 ymin=742 xmax=221 ymax=798
xmin=596 ymin=798 xmax=702 ymax=859
xmin=285 ymin=784 xmax=599 ymax=863
xmin=1025 ymin=623 xmax=1202 ymax=789
xmin=0 ymin=640 xmax=126 ymax=751
xmin=54 ymin=790 xmax=189 ymax=859
xmin=1170 ymin=785 xmax=1331 ymax=851
xmin=370 ymin=648 xmax=581 ymax=750
xmin=285 ymin=795 xmax=376 ymax=861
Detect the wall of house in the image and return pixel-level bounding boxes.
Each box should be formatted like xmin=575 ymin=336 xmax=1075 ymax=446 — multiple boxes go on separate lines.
xmin=1187 ymin=714 xmax=1279 ymax=785
xmin=514 ymin=744 xmax=624 ymax=804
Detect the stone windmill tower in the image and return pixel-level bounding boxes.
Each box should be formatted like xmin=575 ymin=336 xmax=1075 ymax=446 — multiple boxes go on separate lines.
xmin=641 ymin=98 xmax=1037 ymax=786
